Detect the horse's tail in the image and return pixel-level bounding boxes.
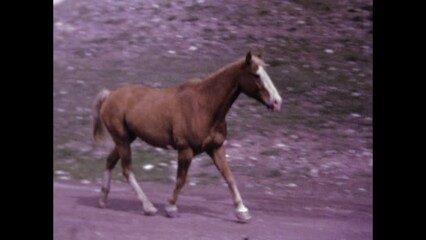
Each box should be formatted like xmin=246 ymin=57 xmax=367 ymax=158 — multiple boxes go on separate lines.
xmin=92 ymin=89 xmax=111 ymax=144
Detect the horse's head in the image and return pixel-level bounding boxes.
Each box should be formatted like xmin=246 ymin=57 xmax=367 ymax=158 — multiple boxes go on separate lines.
xmin=238 ymin=51 xmax=282 ymax=111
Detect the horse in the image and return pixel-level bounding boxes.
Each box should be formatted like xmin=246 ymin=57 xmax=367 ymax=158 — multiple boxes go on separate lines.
xmin=92 ymin=51 xmax=282 ymax=223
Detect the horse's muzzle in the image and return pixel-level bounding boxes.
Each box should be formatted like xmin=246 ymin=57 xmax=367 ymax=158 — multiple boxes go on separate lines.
xmin=266 ymin=99 xmax=282 ymax=111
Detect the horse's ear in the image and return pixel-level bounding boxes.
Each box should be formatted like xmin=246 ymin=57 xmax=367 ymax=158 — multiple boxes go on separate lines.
xmin=245 ymin=51 xmax=252 ymax=64
xmin=257 ymin=51 xmax=264 ymax=59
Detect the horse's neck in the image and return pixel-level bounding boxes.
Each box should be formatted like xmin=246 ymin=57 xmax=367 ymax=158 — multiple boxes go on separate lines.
xmin=198 ymin=62 xmax=242 ymax=124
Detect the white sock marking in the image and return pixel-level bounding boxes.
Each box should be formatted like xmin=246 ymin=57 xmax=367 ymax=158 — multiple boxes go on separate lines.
xmin=103 ymin=170 xmax=112 ymax=190
xmin=128 ymin=172 xmax=150 ymax=204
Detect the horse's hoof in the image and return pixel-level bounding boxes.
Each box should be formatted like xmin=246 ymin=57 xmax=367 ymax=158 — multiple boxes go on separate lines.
xmin=144 ymin=206 xmax=158 ymax=216
xmin=236 ymin=210 xmax=252 ymax=223
xmin=165 ymin=204 xmax=179 ymax=218
xmin=98 ymin=199 xmax=107 ymax=209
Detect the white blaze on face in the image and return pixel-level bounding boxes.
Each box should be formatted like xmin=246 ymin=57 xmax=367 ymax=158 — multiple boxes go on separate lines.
xmin=256 ymin=66 xmax=282 ymax=105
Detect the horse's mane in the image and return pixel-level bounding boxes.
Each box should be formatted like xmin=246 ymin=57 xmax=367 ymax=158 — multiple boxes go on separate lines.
xmin=179 ymin=55 xmax=267 ymax=89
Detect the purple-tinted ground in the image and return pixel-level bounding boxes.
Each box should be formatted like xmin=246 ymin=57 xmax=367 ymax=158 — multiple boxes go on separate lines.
xmin=54 ymin=180 xmax=371 ymax=240
xmin=54 ymin=0 xmax=372 ymax=239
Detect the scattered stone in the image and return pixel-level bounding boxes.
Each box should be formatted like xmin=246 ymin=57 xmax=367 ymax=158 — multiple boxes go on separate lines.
xmin=309 ymin=168 xmax=319 ymax=177
xmin=290 ymin=134 xmax=299 ymax=140
xmin=275 ymin=143 xmax=287 ymax=148
xmin=286 ymin=183 xmax=297 ymax=188
xmin=324 ymin=49 xmax=334 ymax=54
xmin=151 ymin=17 xmax=161 ymax=23
xmin=230 ymin=142 xmax=242 ymax=148
xmin=188 ymin=46 xmax=197 ymax=51
xmin=167 ymin=50 xmax=176 ymax=55
xmin=143 ymin=164 xmax=155 ymax=171
xmin=158 ymin=162 xmax=169 ymax=167
xmin=58 ymin=176 xmax=70 ymax=180
xmin=351 ymin=92 xmax=361 ymax=97
xmin=55 ymin=170 xmax=69 ymax=175
xmin=80 ymin=180 xmax=91 ymax=184
xmin=345 ymin=129 xmax=356 ymax=134
xmin=265 ymin=190 xmax=274 ymax=195
xmin=54 ymin=0 xmax=65 ymax=6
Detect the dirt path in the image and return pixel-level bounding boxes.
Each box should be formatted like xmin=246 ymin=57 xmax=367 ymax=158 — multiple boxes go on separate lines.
xmin=54 ymin=180 xmax=371 ymax=240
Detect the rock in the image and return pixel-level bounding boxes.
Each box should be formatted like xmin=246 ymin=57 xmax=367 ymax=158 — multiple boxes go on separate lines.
xmin=158 ymin=162 xmax=169 ymax=167
xmin=309 ymin=168 xmax=319 ymax=177
xmin=80 ymin=180 xmax=91 ymax=184
xmin=143 ymin=164 xmax=155 ymax=171
xmin=324 ymin=49 xmax=334 ymax=54
xmin=58 ymin=176 xmax=70 ymax=180
xmin=290 ymin=134 xmax=299 ymax=140
xmin=275 ymin=143 xmax=288 ymax=148
xmin=55 ymin=170 xmax=69 ymax=175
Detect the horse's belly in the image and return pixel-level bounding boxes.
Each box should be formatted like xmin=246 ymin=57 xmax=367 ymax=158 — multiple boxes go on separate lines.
xmin=129 ymin=111 xmax=174 ymax=147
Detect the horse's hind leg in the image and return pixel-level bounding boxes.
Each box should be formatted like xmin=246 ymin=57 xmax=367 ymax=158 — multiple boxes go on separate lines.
xmin=98 ymin=147 xmax=119 ymax=208
xmin=117 ymin=142 xmax=158 ymax=215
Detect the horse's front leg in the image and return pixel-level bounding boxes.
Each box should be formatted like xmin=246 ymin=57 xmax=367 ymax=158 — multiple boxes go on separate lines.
xmin=165 ymin=148 xmax=193 ymax=217
xmin=207 ymin=145 xmax=251 ymax=223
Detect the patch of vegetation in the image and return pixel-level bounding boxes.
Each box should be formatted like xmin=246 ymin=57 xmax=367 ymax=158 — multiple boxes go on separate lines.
xmin=264 ymin=169 xmax=282 ymax=178
xmin=54 ymin=146 xmax=170 ymax=182
xmin=260 ymin=149 xmax=281 ymax=156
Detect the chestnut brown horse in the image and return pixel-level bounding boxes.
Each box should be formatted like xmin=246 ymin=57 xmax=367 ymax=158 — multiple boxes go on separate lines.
xmin=92 ymin=51 xmax=282 ymax=222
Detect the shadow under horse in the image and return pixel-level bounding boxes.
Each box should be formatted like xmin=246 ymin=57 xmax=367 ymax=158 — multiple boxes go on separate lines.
xmin=92 ymin=51 xmax=282 ymax=223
